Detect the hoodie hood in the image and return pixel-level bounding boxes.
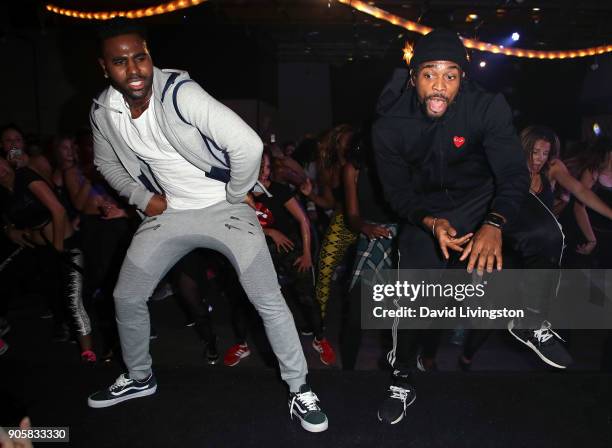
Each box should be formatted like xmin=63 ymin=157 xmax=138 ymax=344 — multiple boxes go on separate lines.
xmin=375 ymin=68 xmax=414 ymax=118
xmin=92 ymin=67 xmax=190 ymax=115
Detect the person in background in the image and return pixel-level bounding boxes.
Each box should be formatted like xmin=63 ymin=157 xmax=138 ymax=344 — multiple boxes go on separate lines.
xmin=170 ymin=250 xmax=220 ymax=365
xmin=225 ymin=151 xmax=335 ymax=366
xmin=568 ymin=136 xmax=612 ymax=262
xmin=341 ymin=130 xmax=398 ymax=370
xmin=1 ymin=124 xmax=52 ymax=183
xmin=459 ymin=128 xmax=612 ymax=370
xmin=301 ymin=125 xmax=357 ymax=323
xmin=1 ymin=152 xmax=95 ymax=364
xmin=51 ymin=133 xmax=132 ymax=361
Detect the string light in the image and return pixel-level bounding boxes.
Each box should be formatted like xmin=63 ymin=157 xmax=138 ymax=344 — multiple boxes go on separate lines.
xmin=45 ymin=0 xmax=208 ymax=20
xmin=337 ymin=0 xmax=612 ymax=60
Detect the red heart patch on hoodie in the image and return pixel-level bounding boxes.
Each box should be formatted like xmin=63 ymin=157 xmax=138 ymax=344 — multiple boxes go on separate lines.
xmin=453 ymin=136 xmax=465 ymax=148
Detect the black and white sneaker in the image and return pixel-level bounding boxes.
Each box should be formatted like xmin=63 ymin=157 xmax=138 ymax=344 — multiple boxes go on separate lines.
xmin=377 ymin=372 xmax=416 ymax=425
xmin=288 ymin=384 xmax=328 ymax=433
xmin=508 ymin=319 xmax=572 ymax=369
xmin=88 ymin=373 xmax=157 ymax=408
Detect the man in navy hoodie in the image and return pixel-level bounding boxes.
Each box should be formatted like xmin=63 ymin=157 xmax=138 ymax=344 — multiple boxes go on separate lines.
xmin=373 ymin=29 xmax=571 ymax=425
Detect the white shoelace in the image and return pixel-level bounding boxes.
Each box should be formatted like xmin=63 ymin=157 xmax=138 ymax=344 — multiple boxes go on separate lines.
xmin=533 ymin=320 xmax=564 ymax=344
xmin=289 ymin=390 xmax=320 ymax=418
xmin=389 ymin=385 xmax=409 ymax=409
xmin=110 ymin=374 xmax=131 ymax=391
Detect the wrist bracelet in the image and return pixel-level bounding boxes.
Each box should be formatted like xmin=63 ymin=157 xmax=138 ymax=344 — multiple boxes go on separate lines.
xmin=484 ymin=213 xmax=505 ymax=230
xmin=483 ymin=220 xmax=502 ymax=229
xmin=431 ymin=217 xmax=438 ymax=237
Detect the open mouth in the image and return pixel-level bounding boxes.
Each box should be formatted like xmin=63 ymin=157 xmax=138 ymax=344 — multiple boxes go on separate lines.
xmin=426 ymin=97 xmax=448 ymax=115
xmin=127 ymin=78 xmax=146 ymax=90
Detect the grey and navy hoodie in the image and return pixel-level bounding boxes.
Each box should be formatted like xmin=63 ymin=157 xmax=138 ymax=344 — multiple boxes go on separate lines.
xmin=90 ymin=67 xmax=263 ymax=214
xmin=372 ymin=68 xmax=529 ymax=231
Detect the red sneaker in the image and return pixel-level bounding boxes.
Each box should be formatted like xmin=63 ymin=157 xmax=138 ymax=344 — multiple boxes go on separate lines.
xmin=312 ymin=338 xmax=336 ymax=366
xmin=0 ymin=338 xmax=8 ymax=356
xmin=223 ymin=343 xmax=250 ymax=367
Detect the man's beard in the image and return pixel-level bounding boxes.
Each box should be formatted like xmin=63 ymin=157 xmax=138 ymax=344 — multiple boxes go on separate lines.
xmin=113 ymin=77 xmax=153 ymax=102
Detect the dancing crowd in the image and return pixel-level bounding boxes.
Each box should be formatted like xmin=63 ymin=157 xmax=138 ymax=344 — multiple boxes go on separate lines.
xmin=1 ymin=23 xmax=611 ymax=435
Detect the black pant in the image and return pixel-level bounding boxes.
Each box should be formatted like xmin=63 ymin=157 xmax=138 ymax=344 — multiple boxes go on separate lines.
xmin=0 ymin=240 xmax=67 ymax=329
xmin=392 ymin=192 xmax=564 ymax=375
xmin=80 ymin=215 xmax=132 ymax=299
xmin=170 ymin=249 xmax=216 ymax=344
xmin=80 ymin=215 xmax=132 ymax=351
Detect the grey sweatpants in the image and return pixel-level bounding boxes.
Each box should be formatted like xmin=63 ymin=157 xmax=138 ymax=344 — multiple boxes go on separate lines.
xmin=113 ymin=200 xmax=308 ymax=391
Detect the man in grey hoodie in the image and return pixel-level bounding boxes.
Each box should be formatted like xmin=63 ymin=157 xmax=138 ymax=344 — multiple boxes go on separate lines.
xmin=86 ymin=19 xmax=327 ymax=433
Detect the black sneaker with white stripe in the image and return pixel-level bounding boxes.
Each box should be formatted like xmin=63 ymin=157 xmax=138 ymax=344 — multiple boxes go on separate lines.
xmin=88 ymin=373 xmax=157 ymax=408
xmin=378 ymin=371 xmax=416 ymax=425
xmin=288 ymin=384 xmax=328 ymax=433
xmin=508 ymin=319 xmax=572 ymax=369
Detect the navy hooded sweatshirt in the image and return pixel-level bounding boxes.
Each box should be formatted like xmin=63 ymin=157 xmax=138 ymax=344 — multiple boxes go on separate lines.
xmin=372 ymin=69 xmax=529 ymax=231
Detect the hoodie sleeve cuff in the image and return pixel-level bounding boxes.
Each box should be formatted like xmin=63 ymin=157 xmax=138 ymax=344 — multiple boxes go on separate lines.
xmin=226 ymin=184 xmax=247 ymax=204
xmin=410 ymin=208 xmax=431 ymax=227
xmin=489 ymin=201 xmax=518 ymax=227
xmin=129 ymin=189 xmax=155 ymax=214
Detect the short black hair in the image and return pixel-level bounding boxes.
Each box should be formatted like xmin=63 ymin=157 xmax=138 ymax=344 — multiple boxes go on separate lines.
xmin=97 ymin=18 xmax=147 ymax=55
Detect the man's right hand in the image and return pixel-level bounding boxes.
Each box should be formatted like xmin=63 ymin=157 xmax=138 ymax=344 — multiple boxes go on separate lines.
xmin=426 ymin=217 xmax=473 ymax=260
xmin=144 ymin=194 xmax=167 ymax=217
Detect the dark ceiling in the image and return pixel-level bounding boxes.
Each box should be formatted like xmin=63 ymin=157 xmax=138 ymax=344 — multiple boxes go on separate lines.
xmin=3 ymin=0 xmax=612 ymax=63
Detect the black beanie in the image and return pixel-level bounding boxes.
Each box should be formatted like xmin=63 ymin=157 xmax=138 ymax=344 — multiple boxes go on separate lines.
xmin=410 ymin=29 xmax=469 ymax=72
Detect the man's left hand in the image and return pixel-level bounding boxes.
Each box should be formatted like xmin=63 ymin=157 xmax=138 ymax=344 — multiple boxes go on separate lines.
xmin=459 ymin=224 xmax=503 ymax=275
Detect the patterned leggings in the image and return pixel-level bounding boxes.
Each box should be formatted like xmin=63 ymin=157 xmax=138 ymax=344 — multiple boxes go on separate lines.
xmin=315 ymin=211 xmax=357 ymax=318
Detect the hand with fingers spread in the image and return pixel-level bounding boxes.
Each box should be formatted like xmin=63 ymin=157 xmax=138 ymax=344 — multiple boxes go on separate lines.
xmin=293 ymin=252 xmax=313 ymax=272
xmin=426 ymin=217 xmax=473 ymax=260
xmin=460 ymin=224 xmax=503 ymax=275
xmin=266 ymin=228 xmax=295 ymax=253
